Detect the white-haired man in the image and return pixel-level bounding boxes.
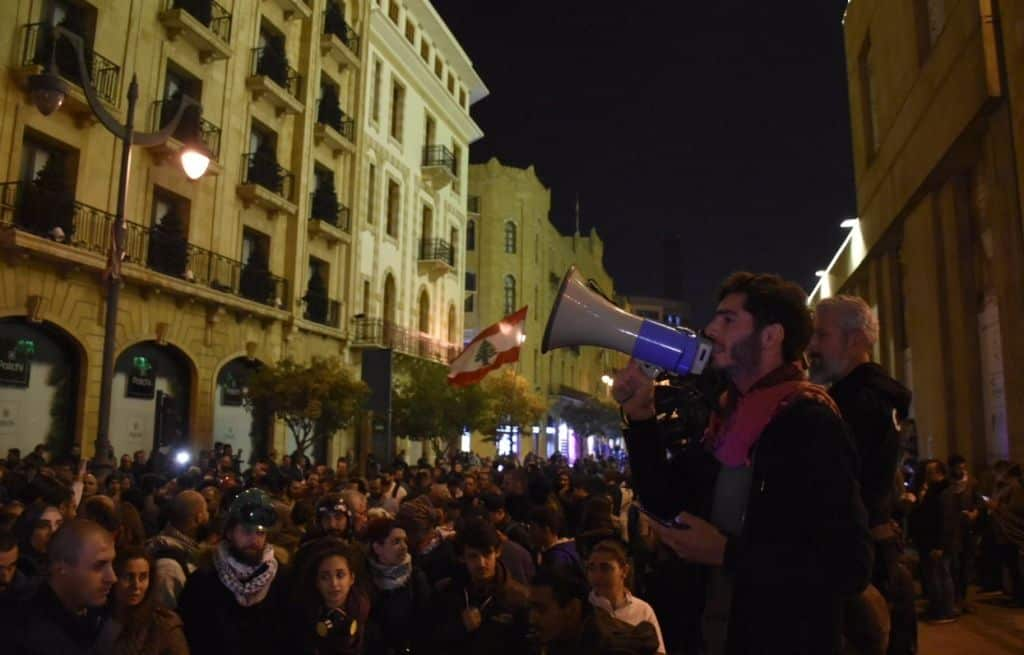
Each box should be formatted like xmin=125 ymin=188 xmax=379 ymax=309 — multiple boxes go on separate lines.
xmin=808 ymin=295 xmax=917 ymax=654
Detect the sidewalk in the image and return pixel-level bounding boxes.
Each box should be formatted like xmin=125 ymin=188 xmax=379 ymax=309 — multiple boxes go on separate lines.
xmin=918 ymin=591 xmax=1024 ymax=654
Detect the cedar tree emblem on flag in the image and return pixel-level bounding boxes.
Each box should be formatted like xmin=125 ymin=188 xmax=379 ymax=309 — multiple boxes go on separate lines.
xmin=447 ymin=307 xmax=528 ymax=387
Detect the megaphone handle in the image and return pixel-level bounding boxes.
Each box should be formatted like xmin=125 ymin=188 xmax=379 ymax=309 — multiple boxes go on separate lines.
xmin=637 ymin=361 xmax=662 ymax=379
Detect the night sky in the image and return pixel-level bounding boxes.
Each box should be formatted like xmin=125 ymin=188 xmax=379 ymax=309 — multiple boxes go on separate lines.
xmin=432 ymin=0 xmax=857 ymax=322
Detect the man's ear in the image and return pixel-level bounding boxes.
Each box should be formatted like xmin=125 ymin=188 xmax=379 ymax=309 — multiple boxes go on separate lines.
xmin=760 ymin=323 xmax=784 ymax=351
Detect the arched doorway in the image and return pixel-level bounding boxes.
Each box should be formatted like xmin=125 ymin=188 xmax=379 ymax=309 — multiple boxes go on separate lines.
xmin=110 ymin=341 xmax=192 ymax=460
xmin=213 ymin=357 xmax=270 ymax=464
xmin=0 ymin=318 xmax=81 ymax=456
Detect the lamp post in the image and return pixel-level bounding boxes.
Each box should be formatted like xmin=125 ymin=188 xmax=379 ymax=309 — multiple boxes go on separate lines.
xmin=29 ymin=26 xmax=210 ymax=471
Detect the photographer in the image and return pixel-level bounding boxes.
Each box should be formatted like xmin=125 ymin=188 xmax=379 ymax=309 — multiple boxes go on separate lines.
xmin=613 ymin=272 xmax=871 ymax=655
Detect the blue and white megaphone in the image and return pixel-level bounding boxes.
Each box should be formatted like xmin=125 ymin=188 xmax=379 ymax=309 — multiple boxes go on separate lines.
xmin=541 ymin=266 xmax=712 ymax=377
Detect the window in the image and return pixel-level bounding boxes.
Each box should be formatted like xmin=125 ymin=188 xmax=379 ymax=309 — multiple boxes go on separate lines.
xmin=447 ymin=305 xmax=457 ymax=344
xmin=420 ymin=40 xmax=430 ymax=62
xmin=386 ymin=179 xmax=400 ymax=238
xmin=421 ymin=204 xmax=433 ymax=240
xmin=371 ymin=58 xmax=382 ymax=123
xmin=242 ymin=228 xmax=270 ymax=267
xmin=20 ymin=132 xmax=76 ymax=192
xmin=151 ymin=187 xmax=190 ymax=230
xmin=362 ymin=279 xmax=370 ymax=315
xmin=915 ymin=0 xmax=947 ymax=63
xmin=452 ymin=142 xmax=462 ymax=179
xmin=388 ymin=0 xmax=399 ymax=24
xmin=447 ymin=73 xmax=455 ymax=95
xmin=466 ymin=219 xmax=476 ymax=250
xmin=858 ymin=37 xmax=879 ymax=161
xmin=450 ymin=227 xmax=458 ymax=266
xmin=504 ymin=221 xmax=517 ymax=254
xmin=503 ymin=275 xmax=516 ymax=315
xmin=434 ymin=57 xmax=443 ymax=79
xmin=383 ymin=274 xmax=396 ymax=323
xmin=404 ymin=20 xmax=415 ymax=44
xmin=418 ymin=290 xmax=430 ymax=333
xmin=464 ymin=293 xmax=474 ymax=313
xmin=390 ymin=79 xmax=405 ymax=142
xmin=424 ymin=114 xmax=436 ymax=147
xmin=465 ymin=272 xmax=477 ymax=291
xmin=161 ymin=63 xmax=202 ymax=139
xmin=459 ymin=88 xmax=467 ymax=109
xmin=367 ymin=164 xmax=376 ymax=224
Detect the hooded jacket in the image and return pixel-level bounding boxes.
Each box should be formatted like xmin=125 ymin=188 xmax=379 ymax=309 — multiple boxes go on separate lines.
xmin=828 ymin=363 xmax=912 ymax=529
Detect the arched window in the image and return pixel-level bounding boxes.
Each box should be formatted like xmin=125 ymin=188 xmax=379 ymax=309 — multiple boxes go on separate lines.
xmin=503 ymin=275 xmax=516 ymax=315
xmin=418 ymin=289 xmax=430 ymax=333
xmin=466 ymin=219 xmax=476 ymax=251
xmin=504 ymin=221 xmax=516 ymax=254
xmin=383 ymin=274 xmax=396 ymax=324
xmin=447 ymin=304 xmax=457 ymax=343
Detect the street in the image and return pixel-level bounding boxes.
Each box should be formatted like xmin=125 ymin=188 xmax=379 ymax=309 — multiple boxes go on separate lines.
xmin=918 ymin=591 xmax=1024 ymax=654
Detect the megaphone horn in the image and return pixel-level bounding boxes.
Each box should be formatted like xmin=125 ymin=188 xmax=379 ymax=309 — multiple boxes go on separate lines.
xmin=541 ymin=266 xmax=712 ymax=377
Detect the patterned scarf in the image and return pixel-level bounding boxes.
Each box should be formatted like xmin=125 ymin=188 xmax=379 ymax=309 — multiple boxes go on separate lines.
xmin=213 ymin=541 xmax=278 ymax=607
xmin=369 ymin=553 xmax=413 ymax=590
xmin=705 ymin=363 xmax=839 ymax=467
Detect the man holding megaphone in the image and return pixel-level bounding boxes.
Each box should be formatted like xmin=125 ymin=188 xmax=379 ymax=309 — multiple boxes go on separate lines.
xmin=545 ymin=269 xmax=872 ymax=654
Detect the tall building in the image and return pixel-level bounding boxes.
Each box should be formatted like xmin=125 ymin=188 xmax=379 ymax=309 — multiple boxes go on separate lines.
xmin=812 ymin=0 xmax=1024 ymax=467
xmin=0 ymin=0 xmax=485 ymax=464
xmin=466 ymin=158 xmax=625 ymax=459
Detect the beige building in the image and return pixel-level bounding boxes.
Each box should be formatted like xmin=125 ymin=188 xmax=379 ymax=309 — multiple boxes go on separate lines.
xmin=466 ymin=158 xmax=626 ymax=459
xmin=0 ymin=0 xmax=485 ymax=464
xmin=811 ymin=0 xmax=1024 ymax=467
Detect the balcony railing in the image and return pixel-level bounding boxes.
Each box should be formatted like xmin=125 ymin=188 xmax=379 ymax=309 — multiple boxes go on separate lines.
xmin=316 ymin=100 xmax=355 ymax=141
xmin=304 ymin=297 xmax=341 ymax=328
xmin=250 ymin=47 xmax=302 ymax=99
xmin=22 ymin=22 xmax=121 ymax=106
xmin=467 ymin=195 xmax=480 ymax=214
xmin=166 ymin=0 xmax=232 ymax=43
xmin=241 ymin=152 xmax=294 ymax=201
xmin=0 ymin=181 xmax=289 ymax=309
xmin=419 ymin=238 xmax=454 ymax=267
xmin=309 ymin=192 xmax=351 ymax=231
xmin=422 ymin=145 xmax=456 ymax=176
xmin=152 ymin=99 xmax=222 ymax=158
xmin=323 ymin=10 xmax=360 ymax=53
xmin=349 ymin=317 xmax=459 ymax=363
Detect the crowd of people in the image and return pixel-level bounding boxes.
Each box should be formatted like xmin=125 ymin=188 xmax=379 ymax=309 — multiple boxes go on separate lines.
xmin=0 ymin=272 xmax=1023 ymax=655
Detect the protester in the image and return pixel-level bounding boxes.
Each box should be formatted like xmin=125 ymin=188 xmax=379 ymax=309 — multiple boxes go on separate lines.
xmin=4 ymin=519 xmax=117 ymax=653
xmin=529 ymin=505 xmax=584 ymax=579
xmin=101 ymin=546 xmax=189 ymax=655
xmin=146 ymin=490 xmax=209 ymax=610
xmin=614 ymin=272 xmax=871 ymax=654
xmin=435 ymin=518 xmax=530 ymax=654
xmin=364 ymin=517 xmax=432 ymax=654
xmin=177 ymin=488 xmax=287 ymax=655
xmin=14 ymin=501 xmax=63 ymax=581
xmin=0 ymin=530 xmax=33 ymax=606
xmin=289 ymin=538 xmax=369 ymax=655
xmin=910 ymin=460 xmax=959 ymax=623
xmin=585 ymin=539 xmax=665 ymax=654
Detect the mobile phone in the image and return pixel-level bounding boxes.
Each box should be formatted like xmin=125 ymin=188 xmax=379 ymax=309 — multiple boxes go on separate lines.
xmin=636 ymin=503 xmax=690 ymax=530
xmin=981 ymin=495 xmax=991 ymax=503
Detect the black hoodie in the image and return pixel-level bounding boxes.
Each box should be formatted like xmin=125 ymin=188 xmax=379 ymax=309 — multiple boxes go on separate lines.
xmin=828 ymin=362 xmax=912 ymax=529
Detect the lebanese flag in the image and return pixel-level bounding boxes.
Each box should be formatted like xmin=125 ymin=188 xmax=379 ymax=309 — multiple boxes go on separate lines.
xmin=447 ymin=306 xmax=528 ymax=387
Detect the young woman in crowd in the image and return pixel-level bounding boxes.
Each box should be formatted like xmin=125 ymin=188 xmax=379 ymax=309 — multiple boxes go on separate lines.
xmin=290 ymin=539 xmax=370 ymax=655
xmin=14 ymin=501 xmax=62 ymax=580
xmin=103 ymin=546 xmax=190 ymax=655
xmin=364 ymin=517 xmax=432 ymax=654
xmin=585 ymin=539 xmax=666 ymax=654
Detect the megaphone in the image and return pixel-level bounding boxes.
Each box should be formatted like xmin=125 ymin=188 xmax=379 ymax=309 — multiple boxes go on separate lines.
xmin=542 ymin=266 xmax=712 ymax=377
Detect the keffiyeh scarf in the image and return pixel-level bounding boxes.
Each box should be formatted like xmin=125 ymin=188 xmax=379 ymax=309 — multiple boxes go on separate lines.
xmin=213 ymin=541 xmax=278 ymax=607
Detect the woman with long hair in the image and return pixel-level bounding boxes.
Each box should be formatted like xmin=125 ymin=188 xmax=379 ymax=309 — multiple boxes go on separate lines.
xmin=289 ymin=538 xmax=370 ymax=654
xmin=102 ymin=546 xmax=189 ymax=655
xmin=586 ymin=539 xmax=666 ymax=654
xmin=13 ymin=501 xmax=62 ymax=581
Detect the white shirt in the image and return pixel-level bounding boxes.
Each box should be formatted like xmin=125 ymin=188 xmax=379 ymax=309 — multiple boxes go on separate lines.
xmin=589 ymin=590 xmax=666 ymax=654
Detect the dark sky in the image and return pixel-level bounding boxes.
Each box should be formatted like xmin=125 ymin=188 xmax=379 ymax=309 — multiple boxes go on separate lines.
xmin=432 ymin=0 xmax=857 ymax=322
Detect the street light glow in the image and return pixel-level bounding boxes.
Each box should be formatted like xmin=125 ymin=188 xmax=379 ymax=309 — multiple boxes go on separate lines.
xmin=181 ymin=148 xmax=211 ymax=180
xmin=840 ymin=218 xmax=859 ymax=229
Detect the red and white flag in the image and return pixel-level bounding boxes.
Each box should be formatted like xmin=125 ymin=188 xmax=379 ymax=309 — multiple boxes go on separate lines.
xmin=447 ymin=306 xmax=528 ymax=387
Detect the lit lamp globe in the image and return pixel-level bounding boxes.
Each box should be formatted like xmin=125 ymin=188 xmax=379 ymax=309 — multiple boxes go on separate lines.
xmin=28 ymin=73 xmax=69 ymax=116
xmin=180 ymin=146 xmax=210 ymax=181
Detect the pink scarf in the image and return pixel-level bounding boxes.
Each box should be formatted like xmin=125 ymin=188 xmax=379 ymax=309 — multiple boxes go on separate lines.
xmin=705 ymin=365 xmax=838 ymax=467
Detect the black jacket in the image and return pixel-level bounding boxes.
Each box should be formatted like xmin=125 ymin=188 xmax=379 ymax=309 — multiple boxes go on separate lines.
xmin=828 ymin=363 xmax=911 ymax=528
xmin=4 ymin=583 xmax=110 ymax=655
xmin=176 ymin=556 xmax=288 ymax=655
xmin=433 ymin=562 xmax=530 ymax=655
xmin=366 ymin=566 xmax=433 ymax=654
xmin=625 ymin=396 xmax=871 ymax=655
xmin=910 ymin=479 xmax=959 ymax=554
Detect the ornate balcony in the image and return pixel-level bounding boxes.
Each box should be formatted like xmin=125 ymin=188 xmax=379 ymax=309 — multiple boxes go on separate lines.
xmin=417 ymin=238 xmax=455 ymax=277
xmin=236 ymin=152 xmax=297 ymax=218
xmin=320 ymin=9 xmax=359 ymax=72
xmin=421 ymin=145 xmax=457 ymax=190
xmin=349 ymin=317 xmax=459 ymax=363
xmin=147 ymin=99 xmax=222 ymax=174
xmin=158 ymin=0 xmax=233 ymax=62
xmin=308 ymin=193 xmax=351 ymax=246
xmin=246 ymin=47 xmax=304 ymax=116
xmin=313 ymin=100 xmax=355 ymax=158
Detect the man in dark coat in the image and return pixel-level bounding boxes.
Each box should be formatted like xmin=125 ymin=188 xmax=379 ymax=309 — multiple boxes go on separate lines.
xmin=808 ymin=294 xmax=917 ymax=652
xmin=434 ymin=518 xmax=530 ymax=655
xmin=614 ymin=272 xmax=871 ymax=655
xmin=177 ymin=489 xmax=288 ymax=655
xmin=4 ymin=519 xmax=117 ymax=655
xmin=910 ymin=460 xmax=960 ymax=622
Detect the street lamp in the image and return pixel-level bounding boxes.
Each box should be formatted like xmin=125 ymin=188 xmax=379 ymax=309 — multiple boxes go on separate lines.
xmin=28 ymin=26 xmax=210 ymax=471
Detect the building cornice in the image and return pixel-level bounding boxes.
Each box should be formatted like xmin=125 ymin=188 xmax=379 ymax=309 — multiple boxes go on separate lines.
xmin=403 ymin=0 xmax=489 ymax=104
xmin=369 ymin=10 xmax=484 ymax=144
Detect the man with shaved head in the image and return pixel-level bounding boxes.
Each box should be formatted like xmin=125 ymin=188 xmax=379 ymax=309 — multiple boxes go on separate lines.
xmin=4 ymin=519 xmax=117 ymax=653
xmin=146 ymin=489 xmax=209 ymax=609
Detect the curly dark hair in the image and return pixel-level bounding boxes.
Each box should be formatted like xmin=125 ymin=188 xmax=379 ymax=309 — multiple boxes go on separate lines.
xmin=717 ymin=272 xmax=813 ymax=362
